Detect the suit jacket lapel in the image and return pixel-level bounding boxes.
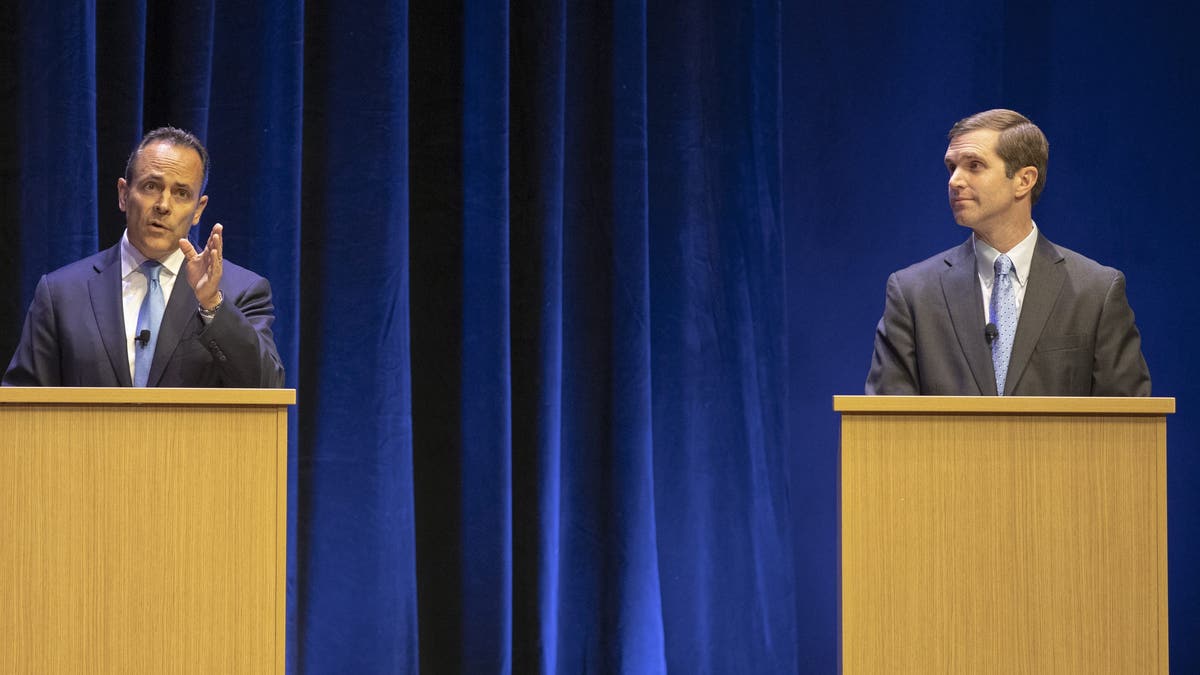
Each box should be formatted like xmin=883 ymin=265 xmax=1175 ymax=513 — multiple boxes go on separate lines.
xmin=1005 ymin=234 xmax=1065 ymax=393
xmin=941 ymin=239 xmax=996 ymax=396
xmin=147 ymin=272 xmax=198 ymax=387
xmin=88 ymin=245 xmax=133 ymax=387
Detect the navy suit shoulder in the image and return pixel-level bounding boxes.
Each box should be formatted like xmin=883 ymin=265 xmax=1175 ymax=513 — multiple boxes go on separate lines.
xmin=2 ymin=247 xmax=123 ymax=386
xmin=3 ymin=243 xmax=285 ymax=388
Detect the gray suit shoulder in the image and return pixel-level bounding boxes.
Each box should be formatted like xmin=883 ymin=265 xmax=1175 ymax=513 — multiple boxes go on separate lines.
xmin=900 ymin=238 xmax=972 ymax=272
xmin=1043 ymin=240 xmax=1126 ymax=284
xmin=887 ymin=240 xmax=972 ymax=293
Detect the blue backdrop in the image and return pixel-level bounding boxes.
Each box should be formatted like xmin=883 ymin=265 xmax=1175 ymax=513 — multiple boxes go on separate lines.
xmin=0 ymin=1 xmax=1194 ymax=672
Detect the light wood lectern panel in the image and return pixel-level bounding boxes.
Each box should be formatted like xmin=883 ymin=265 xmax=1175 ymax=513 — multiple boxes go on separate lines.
xmin=835 ymin=396 xmax=1173 ymax=675
xmin=0 ymin=388 xmax=293 ymax=674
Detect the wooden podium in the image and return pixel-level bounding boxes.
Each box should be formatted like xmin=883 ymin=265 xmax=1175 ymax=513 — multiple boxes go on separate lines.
xmin=0 ymin=387 xmax=294 ymax=674
xmin=835 ymin=396 xmax=1174 ymax=674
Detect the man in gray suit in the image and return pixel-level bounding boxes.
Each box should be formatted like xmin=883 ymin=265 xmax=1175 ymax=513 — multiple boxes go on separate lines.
xmin=865 ymin=109 xmax=1150 ymax=396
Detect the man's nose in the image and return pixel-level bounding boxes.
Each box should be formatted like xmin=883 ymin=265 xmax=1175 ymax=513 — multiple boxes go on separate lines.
xmin=154 ymin=192 xmax=170 ymax=212
xmin=948 ymin=168 xmax=966 ymax=189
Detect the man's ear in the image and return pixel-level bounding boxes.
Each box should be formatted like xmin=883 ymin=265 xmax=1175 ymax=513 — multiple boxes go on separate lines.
xmin=117 ymin=177 xmax=129 ymax=212
xmin=1013 ymin=166 xmax=1038 ymax=199
xmin=191 ymin=194 xmax=209 ymax=226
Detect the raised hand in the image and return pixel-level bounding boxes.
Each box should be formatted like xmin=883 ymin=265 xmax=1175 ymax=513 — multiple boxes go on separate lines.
xmin=180 ymin=223 xmax=224 ymax=310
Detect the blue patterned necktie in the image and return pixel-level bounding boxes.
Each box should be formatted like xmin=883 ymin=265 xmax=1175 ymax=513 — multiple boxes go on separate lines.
xmin=134 ymin=260 xmax=164 ymax=387
xmin=990 ymin=253 xmax=1017 ymax=395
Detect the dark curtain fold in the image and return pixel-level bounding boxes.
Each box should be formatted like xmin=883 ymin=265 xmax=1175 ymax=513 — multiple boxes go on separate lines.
xmin=509 ymin=1 xmax=567 ymax=672
xmin=556 ymin=0 xmax=670 ymax=670
xmin=409 ymin=0 xmax=468 ymax=670
xmin=298 ymin=0 xmax=417 ymax=671
xmin=647 ymin=1 xmax=795 ymax=671
xmin=0 ymin=2 xmax=19 ymax=357
xmin=13 ymin=2 xmax=98 ymax=302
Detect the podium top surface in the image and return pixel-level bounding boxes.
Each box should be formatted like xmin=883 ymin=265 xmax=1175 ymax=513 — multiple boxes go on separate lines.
xmin=0 ymin=387 xmax=296 ymax=406
xmin=834 ymin=395 xmax=1175 ymax=415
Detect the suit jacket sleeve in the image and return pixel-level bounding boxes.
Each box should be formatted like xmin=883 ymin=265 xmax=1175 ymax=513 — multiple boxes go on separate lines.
xmin=3 ymin=275 xmax=62 ymax=386
xmin=865 ymin=272 xmax=920 ymax=394
xmin=1092 ymin=271 xmax=1151 ymax=396
xmin=197 ymin=274 xmax=285 ymax=388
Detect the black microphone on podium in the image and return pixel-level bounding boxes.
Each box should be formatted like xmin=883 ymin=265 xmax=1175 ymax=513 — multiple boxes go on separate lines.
xmin=984 ymin=323 xmax=999 ymax=346
xmin=135 ymin=329 xmax=151 ymax=347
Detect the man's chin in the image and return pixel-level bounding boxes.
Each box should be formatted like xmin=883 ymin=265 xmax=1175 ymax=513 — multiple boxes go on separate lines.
xmin=131 ymin=237 xmax=181 ymax=260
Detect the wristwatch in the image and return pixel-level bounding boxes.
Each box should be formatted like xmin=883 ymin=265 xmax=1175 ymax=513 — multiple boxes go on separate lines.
xmin=199 ymin=291 xmax=224 ymax=320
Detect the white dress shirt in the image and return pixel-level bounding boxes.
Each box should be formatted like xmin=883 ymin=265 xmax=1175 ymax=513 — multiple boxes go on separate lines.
xmin=120 ymin=232 xmax=186 ymax=381
xmin=973 ymin=222 xmax=1039 ymax=324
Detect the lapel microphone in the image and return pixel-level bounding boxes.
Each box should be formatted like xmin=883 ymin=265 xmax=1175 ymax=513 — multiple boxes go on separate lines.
xmin=984 ymin=323 xmax=999 ymax=346
xmin=135 ymin=329 xmax=151 ymax=347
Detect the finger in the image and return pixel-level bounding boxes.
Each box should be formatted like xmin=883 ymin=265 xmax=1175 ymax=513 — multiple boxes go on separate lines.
xmin=209 ymin=223 xmax=223 ymax=255
xmin=179 ymin=238 xmax=199 ymax=259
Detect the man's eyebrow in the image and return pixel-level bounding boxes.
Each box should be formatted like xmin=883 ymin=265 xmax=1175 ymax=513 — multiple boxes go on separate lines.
xmin=945 ymin=150 xmax=986 ymax=164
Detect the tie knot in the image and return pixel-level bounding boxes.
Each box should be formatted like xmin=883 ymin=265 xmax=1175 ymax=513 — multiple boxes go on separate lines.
xmin=994 ymin=253 xmax=1013 ymax=276
xmin=140 ymin=260 xmax=162 ymax=282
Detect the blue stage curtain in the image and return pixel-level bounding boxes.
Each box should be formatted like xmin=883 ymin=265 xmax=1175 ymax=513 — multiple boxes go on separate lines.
xmin=0 ymin=0 xmax=795 ymax=672
xmin=409 ymin=0 xmax=794 ymax=671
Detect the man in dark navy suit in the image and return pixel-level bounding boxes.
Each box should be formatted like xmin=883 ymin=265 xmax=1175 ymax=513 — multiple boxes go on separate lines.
xmin=3 ymin=127 xmax=284 ymax=388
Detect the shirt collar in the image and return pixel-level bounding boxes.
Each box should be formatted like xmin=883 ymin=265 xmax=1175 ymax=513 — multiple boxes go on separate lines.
xmin=974 ymin=221 xmax=1038 ymax=287
xmin=120 ymin=230 xmax=185 ymax=280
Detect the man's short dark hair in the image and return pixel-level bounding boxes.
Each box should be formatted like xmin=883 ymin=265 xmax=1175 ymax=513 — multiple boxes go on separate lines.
xmin=949 ymin=109 xmax=1048 ymax=205
xmin=125 ymin=126 xmax=210 ymax=193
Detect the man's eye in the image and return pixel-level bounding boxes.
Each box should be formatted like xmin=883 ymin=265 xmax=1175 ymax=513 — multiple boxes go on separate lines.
xmin=175 ymin=189 xmax=190 ymax=198
xmin=142 ymin=182 xmax=160 ymax=192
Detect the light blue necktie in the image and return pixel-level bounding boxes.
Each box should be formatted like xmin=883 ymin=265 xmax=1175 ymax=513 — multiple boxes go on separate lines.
xmin=134 ymin=260 xmax=164 ymax=387
xmin=990 ymin=253 xmax=1017 ymax=395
